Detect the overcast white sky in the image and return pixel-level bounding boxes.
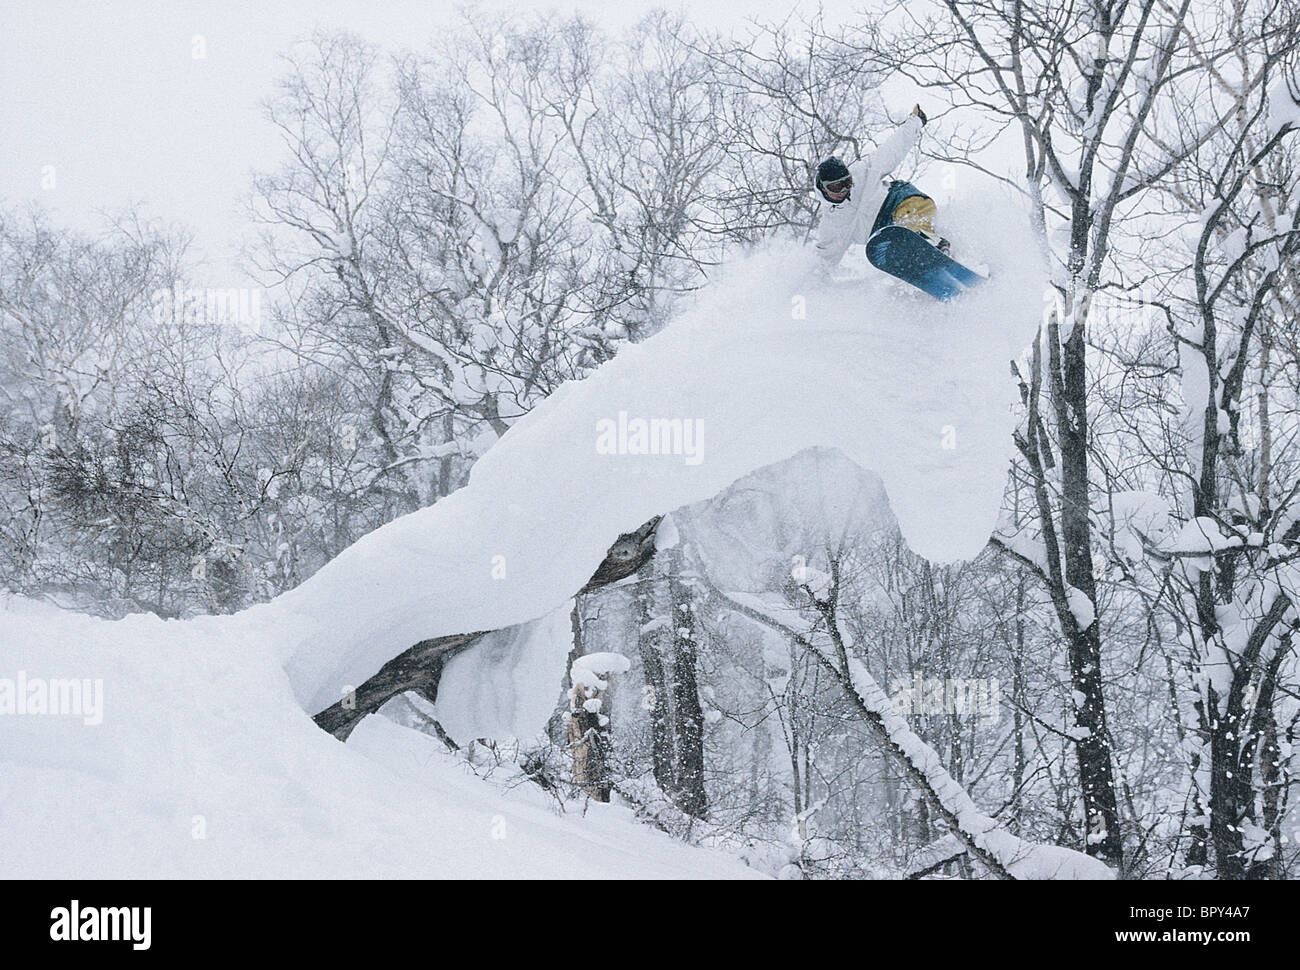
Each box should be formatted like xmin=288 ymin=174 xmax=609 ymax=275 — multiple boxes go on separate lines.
xmin=0 ymin=0 xmax=906 ymax=289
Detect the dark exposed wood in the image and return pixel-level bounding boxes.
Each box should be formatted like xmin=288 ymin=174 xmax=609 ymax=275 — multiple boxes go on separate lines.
xmin=312 ymin=632 xmax=487 ymax=740
xmin=579 ymin=516 xmax=661 ymax=592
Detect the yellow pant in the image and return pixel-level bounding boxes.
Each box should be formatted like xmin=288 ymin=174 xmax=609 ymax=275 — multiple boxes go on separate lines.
xmin=890 ymin=195 xmax=938 ymax=236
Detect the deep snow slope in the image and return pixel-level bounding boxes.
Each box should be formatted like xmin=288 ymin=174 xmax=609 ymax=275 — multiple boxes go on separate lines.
xmin=0 ymin=596 xmax=759 ymax=878
xmin=251 ymin=200 xmax=1045 ymax=715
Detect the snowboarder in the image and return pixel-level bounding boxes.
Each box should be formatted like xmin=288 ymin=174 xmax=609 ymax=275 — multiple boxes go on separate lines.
xmin=813 ymin=105 xmax=984 ymax=301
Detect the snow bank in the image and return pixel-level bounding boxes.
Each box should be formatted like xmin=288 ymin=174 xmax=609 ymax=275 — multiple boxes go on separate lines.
xmin=249 ymin=195 xmax=1045 ymax=714
xmin=0 ymin=594 xmax=758 ymax=878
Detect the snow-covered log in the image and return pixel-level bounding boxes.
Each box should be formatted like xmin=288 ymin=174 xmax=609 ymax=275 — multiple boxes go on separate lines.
xmin=312 ymin=517 xmax=662 ymax=739
xmin=241 ymin=204 xmax=1043 ymax=719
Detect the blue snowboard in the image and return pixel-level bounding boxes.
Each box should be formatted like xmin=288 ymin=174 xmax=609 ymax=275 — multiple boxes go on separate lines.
xmin=865 ymin=225 xmax=986 ymax=302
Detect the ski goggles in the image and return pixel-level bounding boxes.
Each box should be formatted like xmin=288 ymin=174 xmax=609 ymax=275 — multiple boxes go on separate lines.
xmin=820 ymin=175 xmax=852 ymax=197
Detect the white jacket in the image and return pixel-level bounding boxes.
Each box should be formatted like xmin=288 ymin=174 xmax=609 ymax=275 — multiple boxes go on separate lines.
xmin=814 ymin=115 xmax=923 ymax=267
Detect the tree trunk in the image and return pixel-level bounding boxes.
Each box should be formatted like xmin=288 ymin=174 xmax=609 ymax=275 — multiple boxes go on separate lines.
xmin=638 ymin=546 xmax=708 ymax=818
xmin=567 ymin=607 xmax=611 ymax=802
xmin=667 ymin=569 xmax=707 ymax=818
xmin=1056 ymin=305 xmax=1124 ymax=868
xmin=636 ymin=590 xmax=675 ymax=799
xmin=567 ymin=682 xmax=612 ymax=802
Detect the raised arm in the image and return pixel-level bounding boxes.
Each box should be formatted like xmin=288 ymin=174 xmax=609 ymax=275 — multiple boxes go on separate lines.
xmin=867 ymin=111 xmax=923 ymax=178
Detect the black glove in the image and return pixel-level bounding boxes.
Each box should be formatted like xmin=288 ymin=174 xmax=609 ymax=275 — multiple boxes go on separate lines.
xmin=912 ymin=104 xmax=928 ymax=126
